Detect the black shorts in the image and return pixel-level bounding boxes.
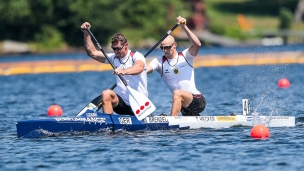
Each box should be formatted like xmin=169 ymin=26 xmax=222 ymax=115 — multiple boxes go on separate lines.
xmin=113 ymin=95 xmax=134 ymax=115
xmin=181 ymin=94 xmax=206 ymax=116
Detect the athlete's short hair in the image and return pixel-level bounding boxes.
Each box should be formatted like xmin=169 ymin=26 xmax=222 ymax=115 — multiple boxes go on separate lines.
xmin=111 ymin=33 xmax=127 ymax=45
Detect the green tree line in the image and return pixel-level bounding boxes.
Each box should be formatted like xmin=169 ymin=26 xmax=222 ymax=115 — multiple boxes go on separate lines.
xmin=0 ymin=0 xmax=189 ymax=52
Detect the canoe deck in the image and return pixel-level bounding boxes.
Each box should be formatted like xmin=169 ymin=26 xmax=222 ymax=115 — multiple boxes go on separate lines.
xmin=16 ymin=111 xmax=295 ymax=138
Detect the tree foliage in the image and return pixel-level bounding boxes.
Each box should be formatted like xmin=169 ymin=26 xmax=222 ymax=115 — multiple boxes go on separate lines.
xmin=279 ymin=7 xmax=293 ymax=29
xmin=0 ymin=0 xmax=189 ymax=51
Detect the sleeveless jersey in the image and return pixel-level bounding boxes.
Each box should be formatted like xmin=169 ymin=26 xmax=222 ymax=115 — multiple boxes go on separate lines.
xmin=149 ymin=48 xmax=200 ymax=95
xmin=104 ymin=50 xmax=148 ymax=105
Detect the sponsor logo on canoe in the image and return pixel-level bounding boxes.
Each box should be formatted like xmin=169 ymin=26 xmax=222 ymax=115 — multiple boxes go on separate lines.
xmin=272 ymin=116 xmax=290 ymax=120
xmin=246 ymin=116 xmax=253 ymax=122
xmin=86 ymin=113 xmax=98 ymax=117
xmin=196 ymin=116 xmax=215 ymax=122
xmin=144 ymin=116 xmax=168 ymax=123
xmin=118 ymin=117 xmax=132 ymax=124
xmin=175 ymin=116 xmax=188 ymax=121
xmin=86 ymin=103 xmax=98 ymax=111
xmin=258 ymin=116 xmax=292 ymax=124
xmin=135 ymin=102 xmax=151 ymax=115
xmin=245 ymin=116 xmax=291 ymax=123
xmin=54 ymin=117 xmax=106 ymax=123
xmin=215 ymin=116 xmax=237 ymax=122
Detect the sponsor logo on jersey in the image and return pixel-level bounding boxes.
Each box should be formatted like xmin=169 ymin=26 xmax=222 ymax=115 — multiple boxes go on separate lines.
xmin=174 ymin=68 xmax=178 ymax=74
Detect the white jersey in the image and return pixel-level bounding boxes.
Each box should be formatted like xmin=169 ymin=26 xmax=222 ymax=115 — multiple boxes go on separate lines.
xmin=105 ymin=50 xmax=148 ymax=105
xmin=149 ymin=48 xmax=200 ymax=95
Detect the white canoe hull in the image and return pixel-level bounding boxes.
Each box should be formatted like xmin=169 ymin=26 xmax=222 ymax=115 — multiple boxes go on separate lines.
xmin=146 ymin=115 xmax=295 ymax=129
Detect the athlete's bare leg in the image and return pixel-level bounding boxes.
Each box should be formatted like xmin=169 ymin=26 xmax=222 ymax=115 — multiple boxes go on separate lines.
xmin=170 ymin=89 xmax=193 ymax=116
xmin=101 ymin=89 xmax=119 ymax=114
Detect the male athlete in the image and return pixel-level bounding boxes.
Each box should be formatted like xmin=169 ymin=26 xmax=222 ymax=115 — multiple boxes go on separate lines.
xmin=81 ymin=22 xmax=148 ymax=116
xmin=147 ymin=16 xmax=206 ymax=116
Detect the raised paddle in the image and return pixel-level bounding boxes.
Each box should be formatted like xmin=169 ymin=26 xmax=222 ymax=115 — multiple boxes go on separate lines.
xmin=82 ymin=28 xmax=156 ymax=120
xmin=77 ymin=23 xmax=181 ymax=116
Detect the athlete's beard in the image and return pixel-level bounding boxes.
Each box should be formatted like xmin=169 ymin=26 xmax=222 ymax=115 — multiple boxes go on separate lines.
xmin=164 ymin=50 xmax=175 ymax=59
xmin=115 ymin=52 xmax=123 ymax=58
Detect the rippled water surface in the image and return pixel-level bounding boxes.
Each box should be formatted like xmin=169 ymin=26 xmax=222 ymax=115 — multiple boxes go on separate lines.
xmin=1 ymin=46 xmax=304 ymax=171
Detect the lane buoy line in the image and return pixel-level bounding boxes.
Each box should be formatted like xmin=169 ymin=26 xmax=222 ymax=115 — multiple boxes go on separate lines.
xmin=0 ymin=53 xmax=303 ymax=76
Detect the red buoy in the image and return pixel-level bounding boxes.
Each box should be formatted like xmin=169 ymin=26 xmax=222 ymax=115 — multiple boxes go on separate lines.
xmin=47 ymin=104 xmax=63 ymax=116
xmin=278 ymin=78 xmax=290 ymax=88
xmin=250 ymin=124 xmax=270 ymax=139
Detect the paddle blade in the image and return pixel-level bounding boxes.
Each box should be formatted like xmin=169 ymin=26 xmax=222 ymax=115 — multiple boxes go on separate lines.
xmin=127 ymin=86 xmax=156 ymax=120
xmin=76 ymin=102 xmax=98 ymax=116
xmin=76 ymin=95 xmax=102 ymax=116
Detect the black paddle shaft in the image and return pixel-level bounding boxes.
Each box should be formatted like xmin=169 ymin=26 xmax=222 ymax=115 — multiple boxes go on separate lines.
xmin=86 ymin=28 xmax=128 ymax=86
xmin=144 ymin=23 xmax=179 ymax=58
xmin=108 ymin=23 xmax=179 ymax=90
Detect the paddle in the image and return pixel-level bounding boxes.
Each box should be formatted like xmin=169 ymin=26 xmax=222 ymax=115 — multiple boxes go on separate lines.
xmin=82 ymin=28 xmax=156 ymax=120
xmin=77 ymin=84 xmax=116 ymax=116
xmin=77 ymin=23 xmax=180 ymax=116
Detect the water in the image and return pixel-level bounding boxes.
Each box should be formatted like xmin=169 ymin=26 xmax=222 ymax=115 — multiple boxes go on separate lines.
xmin=1 ymin=46 xmax=304 ymax=170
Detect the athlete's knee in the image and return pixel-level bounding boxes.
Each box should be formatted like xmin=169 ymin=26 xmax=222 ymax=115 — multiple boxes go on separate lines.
xmin=172 ymin=90 xmax=183 ymax=100
xmin=173 ymin=89 xmax=184 ymax=96
xmin=101 ymin=90 xmax=113 ymax=102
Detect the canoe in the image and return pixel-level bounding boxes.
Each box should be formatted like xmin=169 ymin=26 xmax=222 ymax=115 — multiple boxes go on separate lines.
xmin=16 ymin=110 xmax=295 ymax=138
